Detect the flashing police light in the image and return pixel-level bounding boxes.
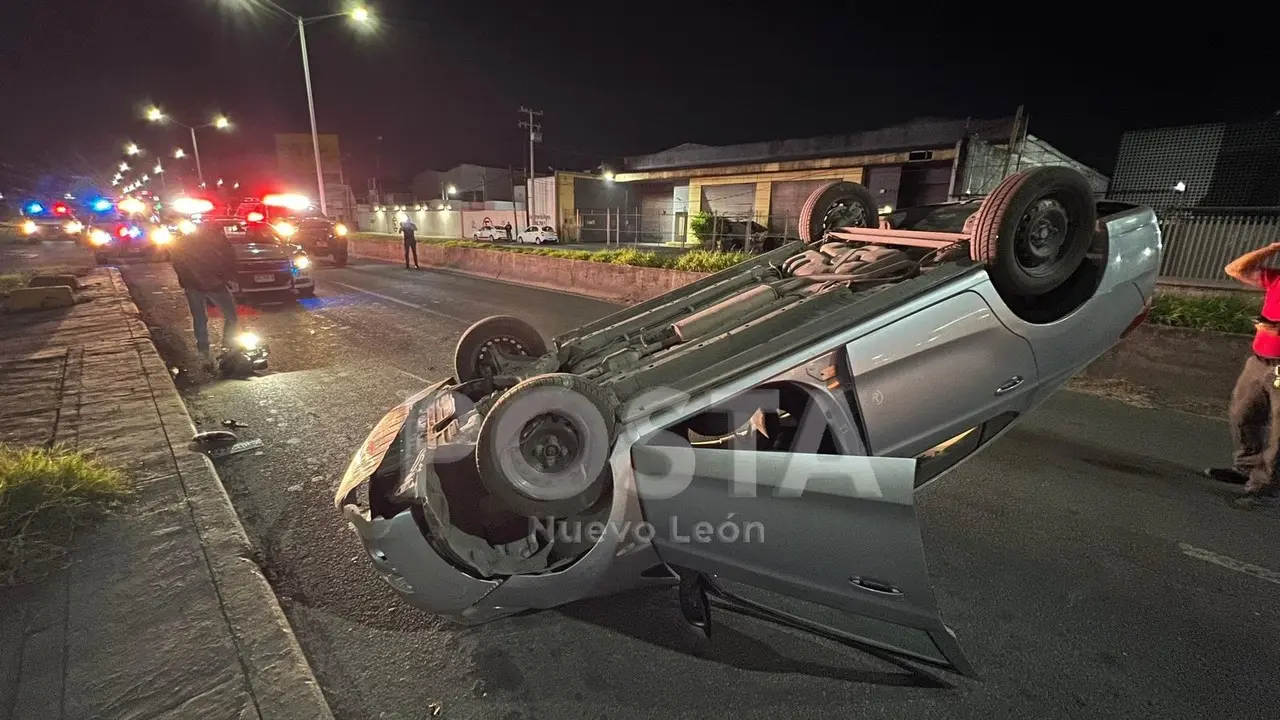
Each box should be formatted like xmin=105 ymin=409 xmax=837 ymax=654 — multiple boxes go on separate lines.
xmin=92 ymin=198 xmax=113 ymax=212
xmin=53 ymin=203 xmax=68 ymax=215
xmin=26 ymin=202 xmax=44 ymax=214
xmin=172 ymin=197 xmax=215 ymax=215
xmin=262 ymin=193 xmax=311 ymax=211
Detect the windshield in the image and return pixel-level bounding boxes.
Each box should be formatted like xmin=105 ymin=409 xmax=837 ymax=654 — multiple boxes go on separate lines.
xmin=217 ymin=221 xmax=281 ymax=244
xmin=887 ymin=201 xmax=982 ymax=232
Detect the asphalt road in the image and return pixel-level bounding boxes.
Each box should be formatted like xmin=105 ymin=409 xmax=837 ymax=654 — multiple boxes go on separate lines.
xmin=111 ymin=254 xmax=1280 ymax=720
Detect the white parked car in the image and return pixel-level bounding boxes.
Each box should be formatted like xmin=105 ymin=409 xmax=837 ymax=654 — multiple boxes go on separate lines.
xmin=473 ymin=226 xmax=508 ymax=242
xmin=516 ymin=225 xmax=558 ymax=245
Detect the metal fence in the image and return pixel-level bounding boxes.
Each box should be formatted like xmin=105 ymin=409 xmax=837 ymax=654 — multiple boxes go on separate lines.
xmin=577 ymin=209 xmax=812 ymax=248
xmin=1157 ymin=208 xmax=1280 ymax=283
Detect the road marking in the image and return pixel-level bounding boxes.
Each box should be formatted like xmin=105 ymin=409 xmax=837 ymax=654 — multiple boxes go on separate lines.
xmin=324 ymin=279 xmax=457 ymax=321
xmin=1178 ymin=542 xmax=1280 ymax=585
xmin=393 ymin=368 xmax=431 ymax=383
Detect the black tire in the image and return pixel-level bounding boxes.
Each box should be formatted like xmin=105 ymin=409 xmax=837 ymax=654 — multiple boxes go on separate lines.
xmin=798 ymin=181 xmax=880 ymax=243
xmin=297 ymin=287 xmax=316 ymax=298
xmin=475 ymin=373 xmax=615 ymax=517
xmin=454 ymin=315 xmax=548 ymax=382
xmin=969 ymin=166 xmax=1097 ymax=298
xmin=332 ymin=246 xmax=349 ymax=267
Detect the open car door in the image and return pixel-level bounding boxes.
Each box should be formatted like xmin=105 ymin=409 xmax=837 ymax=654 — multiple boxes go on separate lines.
xmin=630 ymin=434 xmax=974 ymax=676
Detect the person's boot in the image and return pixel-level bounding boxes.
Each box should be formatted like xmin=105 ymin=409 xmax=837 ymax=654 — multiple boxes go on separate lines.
xmin=1205 ymin=467 xmax=1250 ymax=484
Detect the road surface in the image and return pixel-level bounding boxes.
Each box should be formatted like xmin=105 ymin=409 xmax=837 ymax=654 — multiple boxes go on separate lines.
xmin=112 ymin=254 xmax=1280 ymax=720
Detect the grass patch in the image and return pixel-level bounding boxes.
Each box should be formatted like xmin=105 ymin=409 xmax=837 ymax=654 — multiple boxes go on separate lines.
xmin=0 ymin=272 xmax=27 ymax=296
xmin=0 ymin=445 xmax=131 ymax=586
xmin=1148 ymin=292 xmax=1260 ymax=335
xmin=351 ymin=232 xmax=750 ymax=273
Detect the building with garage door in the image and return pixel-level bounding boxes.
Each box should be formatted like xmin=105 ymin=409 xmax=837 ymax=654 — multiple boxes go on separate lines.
xmin=591 ymin=115 xmax=1107 ymax=244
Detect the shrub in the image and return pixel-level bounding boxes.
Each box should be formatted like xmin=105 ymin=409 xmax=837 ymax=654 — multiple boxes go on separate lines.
xmin=673 ymin=250 xmax=752 ymax=273
xmin=1148 ymin=292 xmax=1260 ymax=335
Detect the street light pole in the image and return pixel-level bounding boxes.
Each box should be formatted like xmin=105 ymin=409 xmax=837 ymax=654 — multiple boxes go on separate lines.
xmin=189 ymin=126 xmax=205 ymax=187
xmin=297 ymin=16 xmax=328 ymax=216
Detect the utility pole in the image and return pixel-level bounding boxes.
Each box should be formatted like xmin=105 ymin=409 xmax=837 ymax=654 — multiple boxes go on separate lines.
xmin=519 ymin=107 xmax=542 ymax=222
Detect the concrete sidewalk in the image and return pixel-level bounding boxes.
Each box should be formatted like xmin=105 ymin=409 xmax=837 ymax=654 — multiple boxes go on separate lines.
xmin=0 ymin=269 xmax=331 ymax=719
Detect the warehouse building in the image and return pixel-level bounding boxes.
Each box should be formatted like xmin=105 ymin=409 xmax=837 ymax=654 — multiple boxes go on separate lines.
xmin=1107 ymin=117 xmax=1280 ymax=210
xmin=579 ymin=115 xmax=1107 ymax=243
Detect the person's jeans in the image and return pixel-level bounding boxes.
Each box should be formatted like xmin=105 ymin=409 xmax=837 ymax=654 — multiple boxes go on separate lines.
xmin=184 ymin=285 xmax=239 ymax=353
xmin=404 ymin=237 xmax=418 ymax=267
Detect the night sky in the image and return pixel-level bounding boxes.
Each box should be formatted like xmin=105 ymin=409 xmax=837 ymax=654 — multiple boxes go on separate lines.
xmin=1 ymin=0 xmax=1276 ymax=195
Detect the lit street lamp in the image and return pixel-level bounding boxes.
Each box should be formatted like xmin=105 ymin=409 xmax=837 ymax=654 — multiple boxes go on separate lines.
xmin=125 ymin=143 xmax=140 ymax=156
xmin=173 ymin=148 xmax=186 ymax=159
xmin=145 ymin=106 xmax=233 ymax=187
xmin=119 ymin=162 xmax=130 ymax=172
xmin=236 ymin=1 xmax=372 ymax=216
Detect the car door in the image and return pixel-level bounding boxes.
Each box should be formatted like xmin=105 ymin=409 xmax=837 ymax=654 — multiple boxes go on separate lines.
xmin=844 ymin=289 xmax=1039 ymax=461
xmin=628 ymin=372 xmax=974 ymax=675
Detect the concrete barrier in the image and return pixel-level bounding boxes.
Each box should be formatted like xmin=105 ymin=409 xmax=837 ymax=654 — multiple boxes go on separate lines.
xmin=350 ymin=237 xmax=704 ymax=304
xmin=28 ymin=273 xmax=82 ymax=290
xmin=3 ymin=285 xmax=75 ymax=312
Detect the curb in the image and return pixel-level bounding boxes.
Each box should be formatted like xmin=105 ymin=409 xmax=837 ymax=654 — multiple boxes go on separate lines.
xmin=109 ymin=269 xmax=334 ymax=720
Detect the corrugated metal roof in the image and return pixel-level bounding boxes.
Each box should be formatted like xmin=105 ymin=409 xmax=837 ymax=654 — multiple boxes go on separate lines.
xmin=623 ymin=117 xmax=1018 ymax=171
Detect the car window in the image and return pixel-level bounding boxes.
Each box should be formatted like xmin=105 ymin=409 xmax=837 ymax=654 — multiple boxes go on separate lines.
xmin=887 ymin=202 xmax=981 ymax=232
xmin=525 ymin=226 xmax=537 ymax=232
xmin=542 ymin=226 xmax=554 ymax=232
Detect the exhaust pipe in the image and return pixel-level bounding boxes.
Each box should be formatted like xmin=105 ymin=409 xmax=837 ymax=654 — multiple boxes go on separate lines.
xmin=671 ymin=285 xmax=780 ymax=342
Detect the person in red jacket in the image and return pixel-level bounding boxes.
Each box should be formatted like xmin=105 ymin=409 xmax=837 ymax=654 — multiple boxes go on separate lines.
xmin=169 ymin=224 xmax=239 ymax=363
xmin=1205 ymin=242 xmax=1280 ymax=508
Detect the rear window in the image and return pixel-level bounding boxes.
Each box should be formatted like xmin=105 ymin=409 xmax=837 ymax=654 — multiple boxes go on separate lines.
xmin=887 ymin=202 xmax=981 ymax=232
xmin=542 ymin=226 xmax=554 ymax=232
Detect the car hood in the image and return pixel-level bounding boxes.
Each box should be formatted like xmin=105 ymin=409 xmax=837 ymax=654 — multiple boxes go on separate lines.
xmin=232 ymin=242 xmax=292 ymax=261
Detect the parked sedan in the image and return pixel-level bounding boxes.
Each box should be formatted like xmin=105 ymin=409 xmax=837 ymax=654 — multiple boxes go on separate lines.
xmin=336 ymin=166 xmax=1161 ymax=677
xmin=515 ymin=225 xmax=558 ymax=244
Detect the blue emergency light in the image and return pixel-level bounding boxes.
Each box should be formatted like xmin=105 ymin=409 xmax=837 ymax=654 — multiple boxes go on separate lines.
xmin=92 ymin=198 xmax=112 ymax=212
xmin=26 ymin=202 xmax=44 ymax=214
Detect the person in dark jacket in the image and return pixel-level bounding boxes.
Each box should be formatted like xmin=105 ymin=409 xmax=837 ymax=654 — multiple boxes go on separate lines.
xmin=169 ymin=224 xmax=239 ymax=361
xmin=400 ymin=216 xmax=419 ymax=268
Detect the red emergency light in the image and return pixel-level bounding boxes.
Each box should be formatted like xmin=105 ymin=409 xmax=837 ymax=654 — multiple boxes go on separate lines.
xmin=171 ymin=197 xmax=215 ymax=215
xmin=262 ymin=193 xmax=311 ymax=211
xmin=54 ymin=203 xmax=68 ymax=215
xmin=246 ymin=211 xmax=265 ymax=222
xmin=116 ymin=225 xmax=130 ymax=238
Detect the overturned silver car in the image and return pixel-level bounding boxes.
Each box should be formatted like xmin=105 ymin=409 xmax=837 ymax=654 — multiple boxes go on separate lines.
xmin=335 ymin=167 xmax=1161 ymax=675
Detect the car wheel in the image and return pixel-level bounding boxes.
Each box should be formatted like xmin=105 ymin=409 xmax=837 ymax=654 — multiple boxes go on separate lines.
xmin=332 ymin=247 xmax=349 ymax=267
xmin=475 ymin=373 xmax=615 ymax=518
xmin=454 ymin=314 xmax=548 ymax=382
xmin=969 ymin=166 xmax=1097 ymax=298
xmin=798 ymin=181 xmax=879 ymax=243
xmin=297 ymin=287 xmax=316 ymax=298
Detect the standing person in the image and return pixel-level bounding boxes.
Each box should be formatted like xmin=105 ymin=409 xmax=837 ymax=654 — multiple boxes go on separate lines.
xmin=504 ymin=221 xmax=513 ymax=242
xmin=400 ymin=215 xmax=419 ymax=269
xmin=1205 ymin=241 xmax=1280 ymax=508
xmin=169 ymin=224 xmax=239 ymax=364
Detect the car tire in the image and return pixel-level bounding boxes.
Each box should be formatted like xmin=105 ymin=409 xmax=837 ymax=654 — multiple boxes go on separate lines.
xmin=798 ymin=181 xmax=880 ymax=243
xmin=332 ymin=247 xmax=349 ymax=267
xmin=454 ymin=314 xmax=548 ymax=382
xmin=297 ymin=287 xmax=316 ymax=298
xmin=475 ymin=373 xmax=615 ymax=518
xmin=969 ymin=166 xmax=1097 ymax=298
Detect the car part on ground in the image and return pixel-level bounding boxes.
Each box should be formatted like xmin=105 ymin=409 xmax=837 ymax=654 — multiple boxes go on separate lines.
xmin=335 ymin=166 xmax=1162 ymax=677
xmin=453 ymin=315 xmax=550 ymax=382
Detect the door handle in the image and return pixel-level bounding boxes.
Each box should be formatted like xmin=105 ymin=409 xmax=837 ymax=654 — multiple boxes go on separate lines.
xmin=995 ymin=376 xmax=1024 ymax=396
xmin=849 ymin=576 xmax=904 ymax=597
